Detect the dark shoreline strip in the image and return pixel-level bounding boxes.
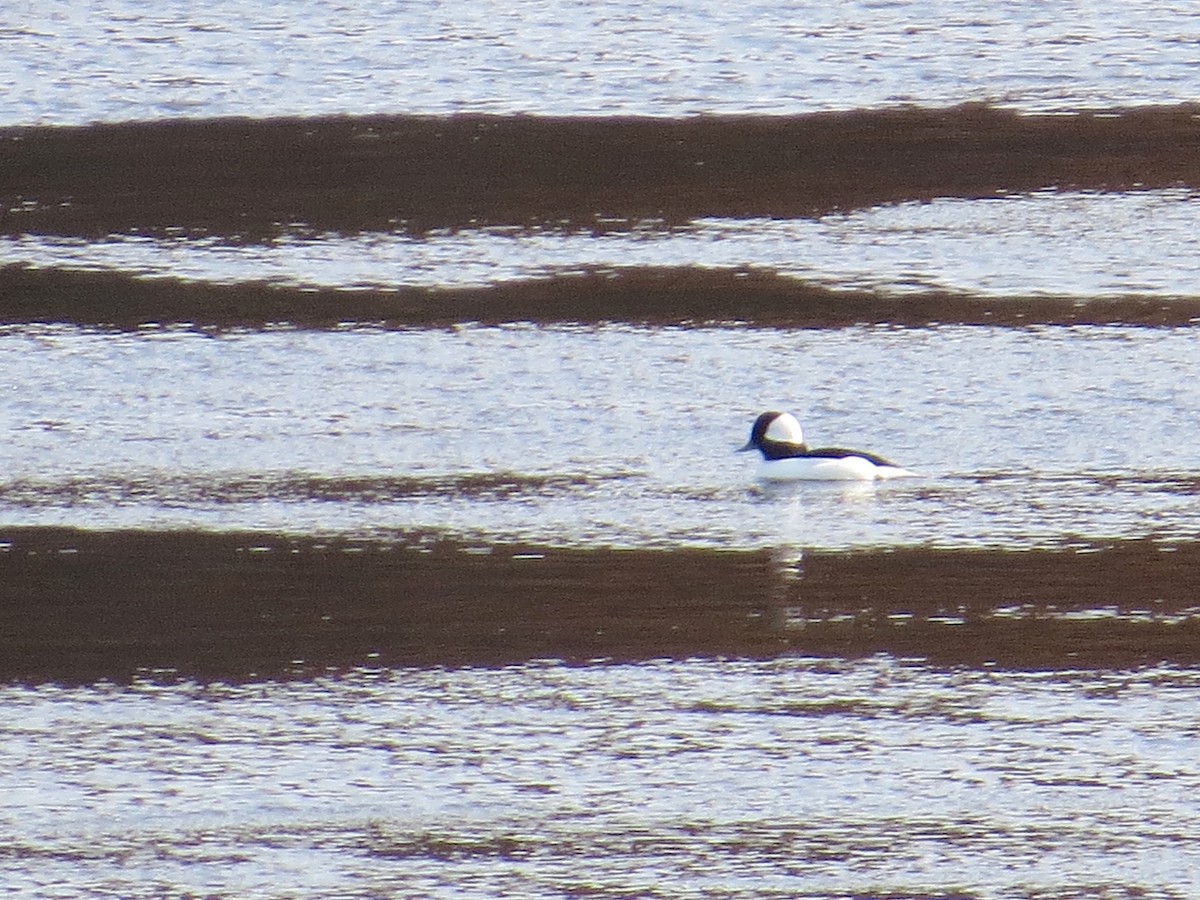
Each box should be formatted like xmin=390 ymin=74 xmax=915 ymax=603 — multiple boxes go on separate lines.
xmin=4 ymin=104 xmax=1200 ymax=238
xmin=2 ymin=528 xmax=1199 ymax=683
xmin=6 ymin=264 xmax=1200 ymax=329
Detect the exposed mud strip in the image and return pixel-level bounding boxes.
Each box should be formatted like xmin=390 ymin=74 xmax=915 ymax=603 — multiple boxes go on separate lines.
xmin=3 ymin=528 xmax=1197 ymax=683
xmin=5 ymin=264 xmax=1200 ymax=329
xmin=4 ymin=105 xmax=1200 ymax=238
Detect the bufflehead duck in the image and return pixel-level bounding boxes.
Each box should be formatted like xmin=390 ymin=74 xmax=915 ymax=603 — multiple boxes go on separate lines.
xmin=738 ymin=411 xmax=916 ymax=481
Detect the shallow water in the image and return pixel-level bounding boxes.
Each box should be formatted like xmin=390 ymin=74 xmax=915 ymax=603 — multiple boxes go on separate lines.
xmin=5 ymin=190 xmax=1200 ymax=298
xmin=4 ymin=0 xmax=1200 ymax=124
xmin=3 ymin=657 xmax=1199 ymax=899
xmin=1 ymin=323 xmax=1197 ymax=550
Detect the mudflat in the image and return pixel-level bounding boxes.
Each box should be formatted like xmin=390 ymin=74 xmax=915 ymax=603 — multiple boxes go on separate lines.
xmin=2 ymin=528 xmax=1197 ymax=683
xmin=4 ymin=105 xmax=1200 ymax=239
xmin=6 ymin=264 xmax=1200 ymax=329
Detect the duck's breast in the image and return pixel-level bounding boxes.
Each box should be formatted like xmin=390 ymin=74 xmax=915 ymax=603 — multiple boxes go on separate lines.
xmin=756 ymin=455 xmax=881 ymax=481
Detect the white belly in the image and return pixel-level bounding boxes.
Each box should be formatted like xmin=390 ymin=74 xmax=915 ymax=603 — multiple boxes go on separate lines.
xmin=756 ymin=456 xmax=916 ymax=482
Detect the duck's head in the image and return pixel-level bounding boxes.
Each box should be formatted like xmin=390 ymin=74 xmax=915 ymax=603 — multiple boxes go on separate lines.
xmin=738 ymin=411 xmax=805 ymax=457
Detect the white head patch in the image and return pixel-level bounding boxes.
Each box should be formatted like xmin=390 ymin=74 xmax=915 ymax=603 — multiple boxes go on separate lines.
xmin=764 ymin=412 xmax=804 ymax=445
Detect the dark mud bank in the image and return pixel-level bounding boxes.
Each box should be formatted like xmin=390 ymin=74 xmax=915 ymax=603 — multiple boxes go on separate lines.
xmin=4 ymin=104 xmax=1200 ymax=238
xmin=6 ymin=265 xmax=1200 ymax=329
xmin=2 ymin=528 xmax=1198 ymax=683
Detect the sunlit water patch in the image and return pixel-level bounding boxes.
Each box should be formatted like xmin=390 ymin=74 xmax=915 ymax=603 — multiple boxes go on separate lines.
xmin=4 ymin=191 xmax=1198 ymax=299
xmin=1 ymin=324 xmax=1197 ymax=550
xmin=2 ymin=658 xmax=1199 ymax=898
xmin=5 ymin=0 xmax=1200 ymax=123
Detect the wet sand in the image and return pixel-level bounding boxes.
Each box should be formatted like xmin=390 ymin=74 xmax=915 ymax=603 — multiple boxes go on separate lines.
xmin=4 ymin=104 xmax=1200 ymax=238
xmin=3 ymin=528 xmax=1198 ymax=683
xmin=6 ymin=264 xmax=1200 ymax=329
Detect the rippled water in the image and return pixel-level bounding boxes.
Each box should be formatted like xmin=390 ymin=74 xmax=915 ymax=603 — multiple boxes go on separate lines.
xmin=6 ymin=190 xmax=1200 ymax=298
xmin=4 ymin=0 xmax=1200 ymax=124
xmin=3 ymin=657 xmax=1199 ymax=899
xmin=1 ymin=323 xmax=1197 ymax=550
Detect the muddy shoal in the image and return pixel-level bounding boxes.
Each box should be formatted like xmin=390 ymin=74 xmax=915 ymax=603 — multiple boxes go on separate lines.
xmin=5 ymin=105 xmax=1200 ymax=239
xmin=3 ymin=528 xmax=1199 ymax=683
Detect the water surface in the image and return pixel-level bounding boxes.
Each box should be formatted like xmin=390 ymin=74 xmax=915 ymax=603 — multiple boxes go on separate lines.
xmin=5 ymin=0 xmax=1200 ymax=124
xmin=3 ymin=658 xmax=1198 ymax=899
xmin=6 ymin=190 xmax=1200 ymax=299
xmin=1 ymin=323 xmax=1197 ymax=550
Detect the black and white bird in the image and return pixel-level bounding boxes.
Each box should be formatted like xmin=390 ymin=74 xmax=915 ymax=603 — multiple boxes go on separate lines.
xmin=738 ymin=411 xmax=916 ymax=481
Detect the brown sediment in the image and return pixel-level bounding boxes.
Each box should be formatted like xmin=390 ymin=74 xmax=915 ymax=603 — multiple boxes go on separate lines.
xmin=3 ymin=104 xmax=1200 ymax=238
xmin=2 ymin=527 xmax=1199 ymax=684
xmin=5 ymin=264 xmax=1200 ymax=329
xmin=0 ymin=528 xmax=777 ymax=684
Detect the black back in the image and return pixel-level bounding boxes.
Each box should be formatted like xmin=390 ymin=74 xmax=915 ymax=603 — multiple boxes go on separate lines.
xmin=744 ymin=412 xmax=898 ymax=467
